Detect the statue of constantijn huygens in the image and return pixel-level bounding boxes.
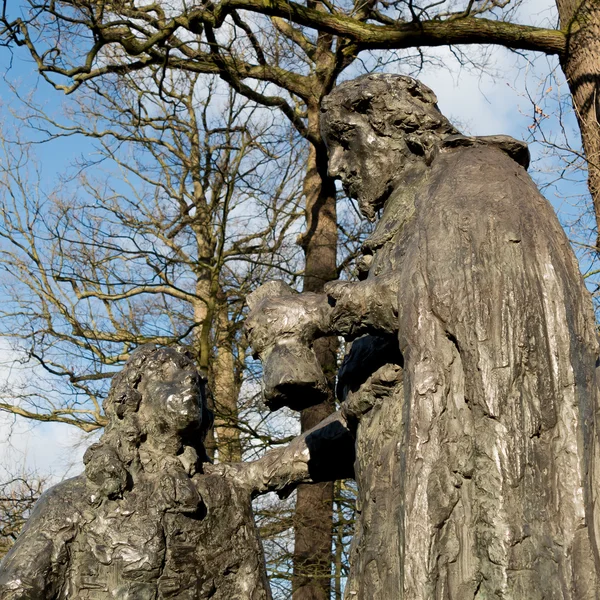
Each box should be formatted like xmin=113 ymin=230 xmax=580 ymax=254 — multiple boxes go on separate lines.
xmin=246 ymin=74 xmax=600 ymax=599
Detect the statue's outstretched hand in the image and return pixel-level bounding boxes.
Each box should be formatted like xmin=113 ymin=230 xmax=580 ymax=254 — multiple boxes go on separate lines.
xmin=325 ymin=275 xmax=401 ymax=338
xmin=324 ymin=280 xmax=364 ymax=338
xmin=244 ymin=281 xmax=332 ymax=411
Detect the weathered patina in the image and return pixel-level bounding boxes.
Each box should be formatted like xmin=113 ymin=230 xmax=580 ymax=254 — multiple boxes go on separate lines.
xmin=247 ymin=74 xmax=600 ymax=598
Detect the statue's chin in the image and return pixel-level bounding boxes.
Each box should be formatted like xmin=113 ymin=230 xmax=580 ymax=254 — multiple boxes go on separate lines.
xmin=358 ymin=194 xmax=385 ymax=222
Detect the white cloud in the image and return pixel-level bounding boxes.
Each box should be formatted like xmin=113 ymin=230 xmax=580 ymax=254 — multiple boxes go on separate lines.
xmin=0 ymin=414 xmax=91 ymax=484
xmin=0 ymin=341 xmax=96 ymax=486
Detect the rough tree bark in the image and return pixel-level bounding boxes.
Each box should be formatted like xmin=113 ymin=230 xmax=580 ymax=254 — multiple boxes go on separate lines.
xmin=213 ymin=305 xmax=243 ymax=463
xmin=194 ymin=272 xmax=217 ymax=460
xmin=557 ymin=0 xmax=600 ymax=248
xmin=294 ymin=138 xmax=338 ymax=600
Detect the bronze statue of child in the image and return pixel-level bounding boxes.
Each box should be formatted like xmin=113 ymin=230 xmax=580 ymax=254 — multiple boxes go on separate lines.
xmin=0 ymin=344 xmax=354 ymax=599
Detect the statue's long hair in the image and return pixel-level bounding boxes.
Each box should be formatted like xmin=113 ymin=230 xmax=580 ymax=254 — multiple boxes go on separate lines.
xmin=321 ymin=73 xmax=460 ymax=165
xmin=83 ymin=345 xmax=213 ymax=501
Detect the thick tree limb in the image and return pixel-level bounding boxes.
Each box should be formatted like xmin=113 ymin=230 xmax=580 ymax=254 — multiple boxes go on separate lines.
xmin=218 ymin=3 xmax=567 ymax=55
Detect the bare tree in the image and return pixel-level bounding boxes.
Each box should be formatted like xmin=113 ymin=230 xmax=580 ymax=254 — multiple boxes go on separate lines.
xmin=0 ymin=70 xmax=304 ymax=460
xmin=5 ymin=1 xmax=599 ymax=596
xmin=0 ymin=59 xmax=377 ymax=594
xmin=1 ymin=4 xmax=596 ymax=235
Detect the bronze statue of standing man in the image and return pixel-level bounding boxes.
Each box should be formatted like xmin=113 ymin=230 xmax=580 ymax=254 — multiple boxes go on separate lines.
xmin=248 ymin=74 xmax=600 ymax=598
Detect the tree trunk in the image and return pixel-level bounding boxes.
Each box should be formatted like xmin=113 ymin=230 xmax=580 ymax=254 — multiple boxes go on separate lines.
xmin=293 ymin=143 xmax=338 ymax=600
xmin=213 ymin=304 xmax=242 ymax=463
xmin=557 ymin=0 xmax=600 ymax=248
xmin=194 ymin=278 xmax=217 ymax=460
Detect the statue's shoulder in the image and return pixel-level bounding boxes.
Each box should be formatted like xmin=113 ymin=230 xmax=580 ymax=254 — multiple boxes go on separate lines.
xmin=438 ymin=134 xmax=530 ymax=170
xmin=0 ymin=475 xmax=86 ymax=590
xmin=25 ymin=474 xmax=87 ymax=527
xmin=37 ymin=473 xmax=86 ymax=502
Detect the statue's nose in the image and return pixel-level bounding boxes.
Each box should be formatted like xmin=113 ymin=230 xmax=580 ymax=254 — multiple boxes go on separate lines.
xmin=327 ymin=146 xmax=344 ymax=178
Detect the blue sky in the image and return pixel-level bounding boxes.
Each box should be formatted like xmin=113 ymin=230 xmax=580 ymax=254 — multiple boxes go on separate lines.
xmin=0 ymin=48 xmax=100 ymax=481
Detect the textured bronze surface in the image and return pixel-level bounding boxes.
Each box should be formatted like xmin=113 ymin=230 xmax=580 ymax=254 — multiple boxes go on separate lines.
xmin=0 ymin=344 xmax=357 ymax=599
xmin=0 ymin=346 xmax=272 ymax=600
xmin=248 ymin=74 xmax=600 ymax=598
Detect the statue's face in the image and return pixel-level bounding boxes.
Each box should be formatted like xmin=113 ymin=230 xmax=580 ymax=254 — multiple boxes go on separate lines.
xmin=321 ymin=106 xmax=413 ymax=220
xmin=140 ymin=359 xmax=204 ymax=435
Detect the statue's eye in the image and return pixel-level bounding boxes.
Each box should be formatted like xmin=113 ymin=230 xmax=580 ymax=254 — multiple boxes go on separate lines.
xmin=339 ymin=137 xmax=350 ymax=149
xmin=338 ymin=130 xmax=354 ymax=148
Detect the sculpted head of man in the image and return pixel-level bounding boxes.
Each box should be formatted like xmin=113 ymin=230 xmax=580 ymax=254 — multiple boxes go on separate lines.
xmin=320 ymin=74 xmax=458 ymax=219
xmin=84 ymin=345 xmax=213 ymax=500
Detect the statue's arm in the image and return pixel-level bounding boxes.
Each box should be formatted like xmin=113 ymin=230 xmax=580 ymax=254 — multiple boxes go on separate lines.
xmin=246 ymin=275 xmax=400 ymax=350
xmin=205 ymin=411 xmax=355 ymax=497
xmin=324 ymin=273 xmax=400 ymax=339
xmin=245 ymin=276 xmax=400 ymax=410
xmin=0 ymin=479 xmax=81 ymax=600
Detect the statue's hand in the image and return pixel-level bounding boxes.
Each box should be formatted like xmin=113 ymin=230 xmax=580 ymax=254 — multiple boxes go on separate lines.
xmin=325 ymin=280 xmax=364 ymax=338
xmin=325 ymin=275 xmax=401 ymax=338
xmin=244 ymin=281 xmax=333 ymax=411
xmin=245 ymin=281 xmax=331 ymax=357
